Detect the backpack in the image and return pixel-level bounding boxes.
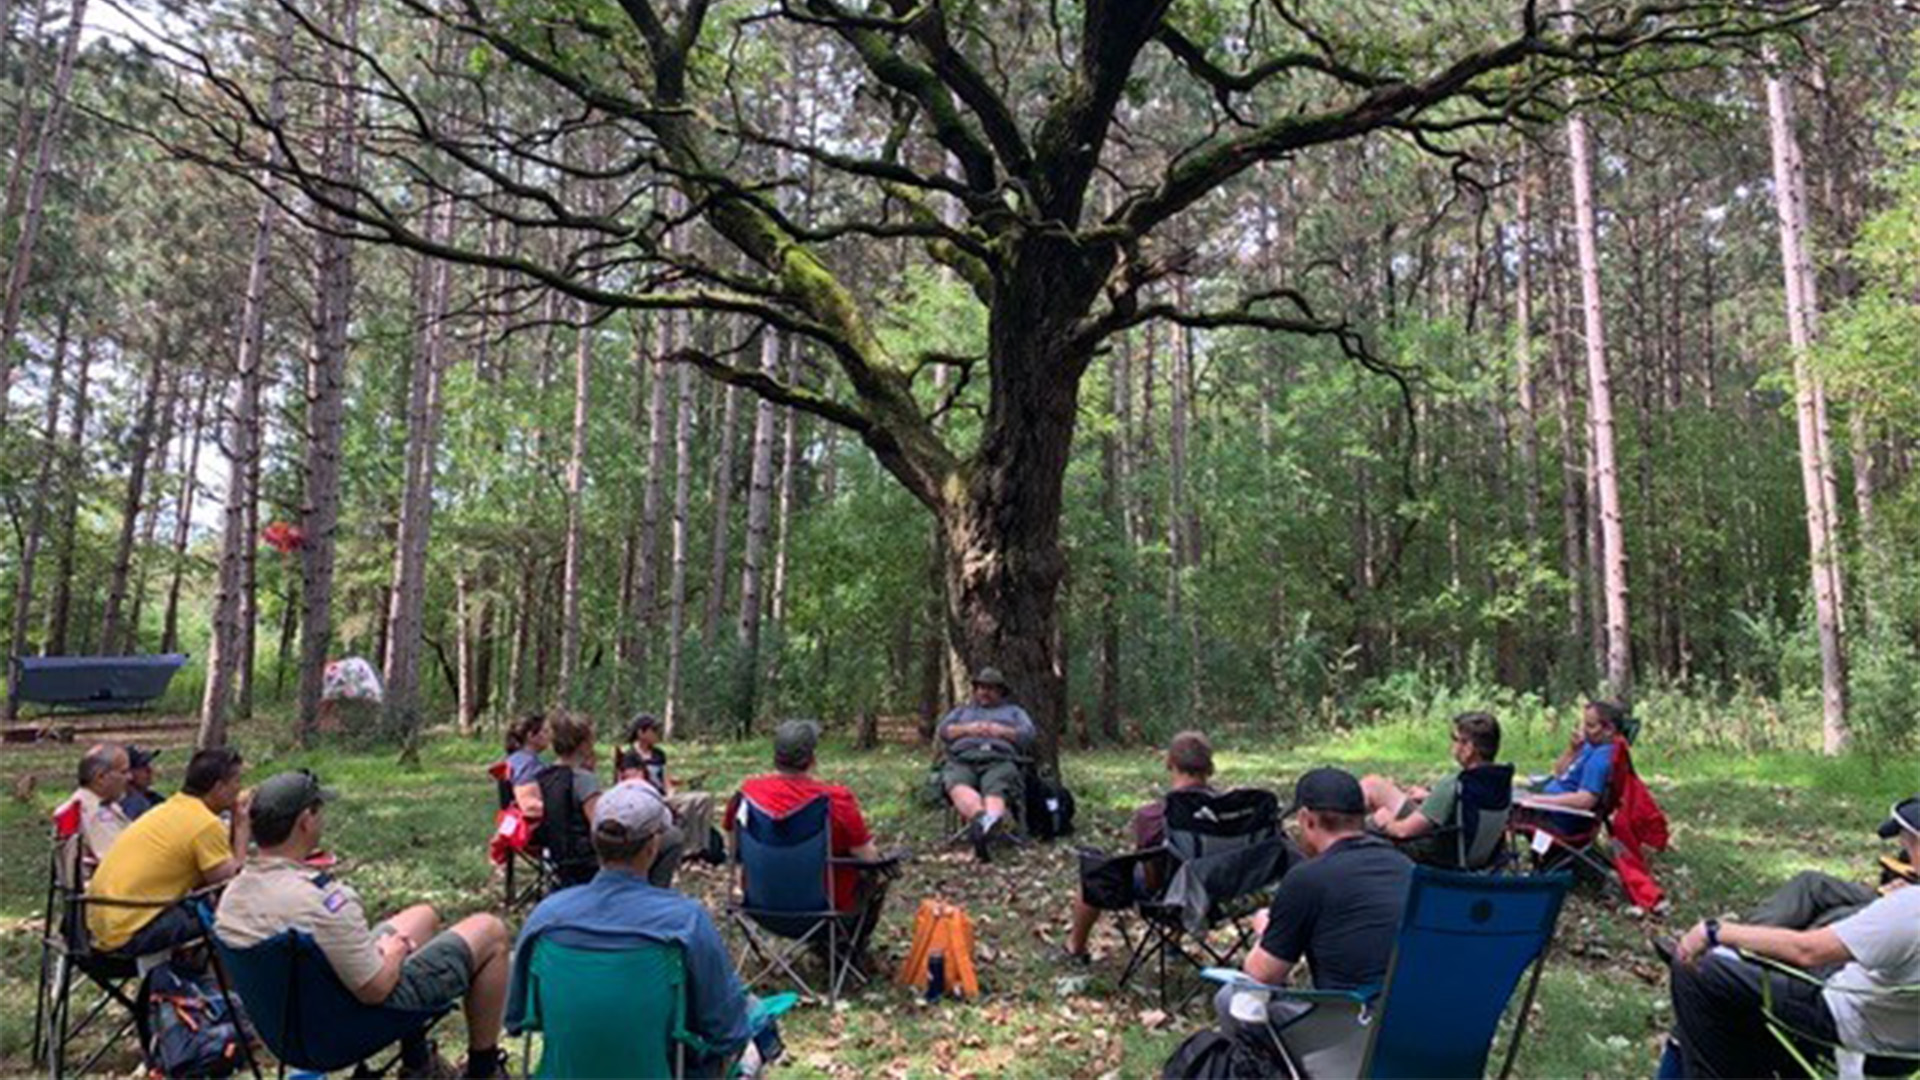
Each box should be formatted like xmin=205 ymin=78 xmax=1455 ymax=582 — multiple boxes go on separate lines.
xmin=1024 ymin=771 xmax=1076 ymax=841
xmin=895 ymin=899 xmax=981 ymax=999
xmin=1160 ymin=1027 xmax=1283 ymax=1080
xmin=146 ymin=960 xmax=243 ymax=1078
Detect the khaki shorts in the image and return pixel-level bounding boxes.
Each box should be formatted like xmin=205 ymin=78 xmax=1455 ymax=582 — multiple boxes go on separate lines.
xmin=373 ymin=924 xmax=473 ymax=1013
xmin=941 ymin=755 xmax=1024 ymax=804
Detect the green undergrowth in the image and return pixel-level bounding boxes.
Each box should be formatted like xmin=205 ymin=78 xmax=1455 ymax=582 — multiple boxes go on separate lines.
xmin=0 ymin=709 xmax=1907 ymax=1077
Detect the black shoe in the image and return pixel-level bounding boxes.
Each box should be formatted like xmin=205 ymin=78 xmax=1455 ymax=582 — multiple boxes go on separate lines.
xmin=1060 ymin=946 xmax=1092 ymax=968
xmin=1652 ymin=936 xmax=1677 ymax=967
xmin=969 ymin=818 xmax=992 ymax=863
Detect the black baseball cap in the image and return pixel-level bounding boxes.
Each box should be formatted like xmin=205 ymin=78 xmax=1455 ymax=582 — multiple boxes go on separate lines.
xmin=128 ymin=745 xmax=161 ymax=769
xmin=1286 ymin=767 xmax=1366 ymax=817
xmin=1877 ymin=797 xmax=1920 ymax=840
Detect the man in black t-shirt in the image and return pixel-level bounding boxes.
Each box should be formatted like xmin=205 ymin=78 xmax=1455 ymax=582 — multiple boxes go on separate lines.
xmin=1241 ymin=767 xmax=1412 ymax=991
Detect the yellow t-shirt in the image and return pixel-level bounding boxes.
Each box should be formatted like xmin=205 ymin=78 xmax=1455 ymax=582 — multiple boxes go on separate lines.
xmin=86 ymin=793 xmax=233 ymax=950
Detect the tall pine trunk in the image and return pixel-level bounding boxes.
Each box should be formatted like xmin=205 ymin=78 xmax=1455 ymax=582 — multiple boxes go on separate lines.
xmin=1765 ymin=66 xmax=1849 ymax=753
xmin=4 ymin=303 xmax=68 ymax=719
xmin=1562 ymin=5 xmax=1633 ymax=698
xmin=662 ymin=341 xmax=694 ymax=734
xmin=735 ymin=328 xmax=779 ymax=732
xmin=99 ymin=341 xmax=168 ymax=654
xmin=44 ymin=333 xmax=91 ymax=656
xmin=632 ymin=315 xmax=671 ymax=672
xmin=702 ymin=383 xmax=739 ymax=643
xmin=160 ymin=374 xmax=212 ymax=655
xmin=555 ymin=299 xmax=593 ymax=700
xmin=296 ymin=0 xmax=361 ymax=739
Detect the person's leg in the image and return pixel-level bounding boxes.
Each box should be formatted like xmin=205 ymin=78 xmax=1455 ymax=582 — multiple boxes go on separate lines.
xmin=1360 ymin=774 xmax=1410 ymax=825
xmin=447 ymin=914 xmax=510 ymax=1067
xmin=1745 ymin=871 xmax=1876 ymax=930
xmin=1667 ymin=949 xmax=1835 ymax=1078
xmin=981 ymin=759 xmax=1024 ymax=826
xmin=380 ymin=904 xmax=442 ymax=946
xmin=942 ymin=757 xmax=986 ymax=819
xmin=949 ymin=784 xmax=985 ymax=820
xmin=1066 ymin=896 xmax=1100 ymax=957
xmin=648 ymin=825 xmax=687 ymax=889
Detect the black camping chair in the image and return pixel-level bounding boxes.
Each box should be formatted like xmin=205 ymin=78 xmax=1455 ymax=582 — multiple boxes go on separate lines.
xmin=1119 ymin=787 xmax=1294 ymax=1009
xmin=1394 ymin=764 xmax=1518 ymax=872
xmin=31 ymin=804 xmax=254 ymax=1078
xmin=489 ymin=761 xmax=554 ymax=911
xmin=529 ymin=763 xmax=599 ymax=892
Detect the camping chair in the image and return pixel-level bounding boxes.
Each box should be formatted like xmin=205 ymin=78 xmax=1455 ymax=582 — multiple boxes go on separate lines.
xmin=514 ymin=933 xmax=716 ymax=1078
xmin=1203 ymin=867 xmax=1573 ymax=1080
xmin=30 ymin=802 xmax=245 ymax=1078
xmin=1741 ymin=949 xmax=1920 ymax=1080
xmin=726 ymin=794 xmax=903 ymax=1005
xmin=1119 ymin=787 xmax=1293 ymax=1009
xmin=211 ymin=926 xmax=448 ymax=1077
xmin=527 ymin=763 xmax=598 ymax=893
xmin=489 ymin=760 xmax=552 ymax=910
xmin=1394 ymin=764 xmax=1518 ymax=872
xmin=1512 ymin=737 xmax=1634 ymax=894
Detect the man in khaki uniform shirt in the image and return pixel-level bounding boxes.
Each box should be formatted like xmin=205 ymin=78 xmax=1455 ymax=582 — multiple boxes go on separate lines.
xmin=214 ymin=771 xmax=512 ymax=1079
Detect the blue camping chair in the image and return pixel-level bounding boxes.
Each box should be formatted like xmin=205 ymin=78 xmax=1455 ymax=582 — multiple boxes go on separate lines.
xmin=1204 ymin=867 xmax=1572 ymax=1080
xmin=726 ymin=794 xmax=902 ymax=1005
xmin=211 ymin=927 xmax=448 ymax=1076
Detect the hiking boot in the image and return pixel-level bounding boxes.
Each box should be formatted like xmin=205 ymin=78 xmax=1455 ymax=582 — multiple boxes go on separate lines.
xmin=460 ymin=1048 xmax=512 ymax=1079
xmin=968 ymin=817 xmax=992 ymax=863
xmin=1060 ymin=945 xmax=1092 ymax=968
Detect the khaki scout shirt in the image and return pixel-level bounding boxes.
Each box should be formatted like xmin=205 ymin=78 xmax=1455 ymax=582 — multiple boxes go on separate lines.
xmin=214 ymin=854 xmax=383 ymax=992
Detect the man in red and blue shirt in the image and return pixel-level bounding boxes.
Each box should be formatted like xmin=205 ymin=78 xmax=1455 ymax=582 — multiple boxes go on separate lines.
xmin=731 ymin=721 xmax=882 ymax=915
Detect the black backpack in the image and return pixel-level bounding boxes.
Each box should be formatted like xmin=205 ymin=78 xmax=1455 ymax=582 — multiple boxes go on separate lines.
xmin=1024 ymin=771 xmax=1077 ymax=841
xmin=1161 ymin=1027 xmax=1283 ymax=1080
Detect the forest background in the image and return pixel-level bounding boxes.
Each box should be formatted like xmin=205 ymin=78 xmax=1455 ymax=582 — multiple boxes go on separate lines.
xmin=1 ymin=0 xmax=1917 ymax=769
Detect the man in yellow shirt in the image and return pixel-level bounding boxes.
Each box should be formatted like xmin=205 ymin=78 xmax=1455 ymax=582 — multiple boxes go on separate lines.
xmin=87 ymin=747 xmax=250 ymax=956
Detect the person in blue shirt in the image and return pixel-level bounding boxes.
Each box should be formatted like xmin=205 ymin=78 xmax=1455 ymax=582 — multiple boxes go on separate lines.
xmin=507 ymin=782 xmax=774 ymax=1077
xmin=1522 ymin=700 xmax=1624 ymax=833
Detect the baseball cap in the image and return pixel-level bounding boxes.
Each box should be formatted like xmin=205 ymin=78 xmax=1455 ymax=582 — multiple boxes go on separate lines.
xmin=1876 ymin=797 xmax=1920 ymax=840
xmin=128 ymin=745 xmax=161 ymax=769
xmin=773 ymin=719 xmax=820 ymax=770
xmin=250 ymin=770 xmax=337 ymax=831
xmin=593 ymin=780 xmax=670 ymax=840
xmin=971 ymin=667 xmax=1009 ymax=689
xmin=1285 ymin=767 xmax=1366 ymax=817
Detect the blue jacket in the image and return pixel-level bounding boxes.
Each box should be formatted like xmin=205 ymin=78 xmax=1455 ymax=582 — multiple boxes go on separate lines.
xmin=505 ymin=867 xmax=750 ymax=1065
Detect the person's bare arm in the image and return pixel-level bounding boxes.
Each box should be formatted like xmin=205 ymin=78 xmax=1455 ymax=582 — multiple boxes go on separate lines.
xmin=1525 ymin=789 xmax=1599 ymax=812
xmin=849 ymin=841 xmax=882 ymax=861
xmin=1382 ymin=810 xmax=1435 ymax=841
xmin=204 ymin=796 xmax=253 ymax=883
xmin=947 ymin=721 xmax=1020 ymax=741
xmin=1243 ymin=944 xmax=1294 ymax=987
xmin=1677 ymin=920 xmax=1851 ymax=971
xmin=353 ymin=933 xmax=412 ymax=1005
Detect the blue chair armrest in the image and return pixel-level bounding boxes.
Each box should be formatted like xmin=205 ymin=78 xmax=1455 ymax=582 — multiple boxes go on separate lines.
xmin=1198 ymin=967 xmax=1375 ymax=1006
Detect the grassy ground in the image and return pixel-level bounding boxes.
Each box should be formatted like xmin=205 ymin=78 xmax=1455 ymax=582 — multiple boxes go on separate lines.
xmin=0 ymin=709 xmax=1908 ymax=1078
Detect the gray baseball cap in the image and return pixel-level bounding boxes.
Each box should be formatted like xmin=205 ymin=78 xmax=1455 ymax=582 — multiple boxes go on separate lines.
xmin=972 ymin=667 xmax=1009 ymax=689
xmin=250 ymin=770 xmax=338 ymax=831
xmin=773 ymin=719 xmax=821 ymax=770
xmin=593 ymin=780 xmax=670 ymax=840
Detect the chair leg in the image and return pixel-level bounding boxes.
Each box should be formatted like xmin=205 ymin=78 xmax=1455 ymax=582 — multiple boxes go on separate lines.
xmin=47 ymin=952 xmax=72 ymax=1080
xmin=207 ymin=941 xmax=263 ymax=1080
xmin=30 ymin=941 xmax=54 ymax=1068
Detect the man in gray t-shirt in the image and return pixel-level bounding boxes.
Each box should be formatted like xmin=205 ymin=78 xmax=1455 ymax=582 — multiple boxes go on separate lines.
xmin=1661 ymin=796 xmax=1920 ymax=1075
xmin=937 ymin=668 xmax=1035 ymax=861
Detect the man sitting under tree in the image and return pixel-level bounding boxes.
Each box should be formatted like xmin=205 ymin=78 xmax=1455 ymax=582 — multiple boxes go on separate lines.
xmin=509 ymin=781 xmax=777 ymax=1077
xmin=937 ymin=667 xmax=1037 ymax=862
xmin=215 ymin=770 xmax=513 ymax=1079
xmin=1658 ymin=798 xmax=1920 ymax=1077
xmin=1063 ymin=730 xmax=1218 ymax=965
xmin=1360 ymin=712 xmax=1511 ymax=867
xmin=62 ymin=742 xmax=133 ymax=866
xmin=88 ymin=747 xmax=250 ymax=958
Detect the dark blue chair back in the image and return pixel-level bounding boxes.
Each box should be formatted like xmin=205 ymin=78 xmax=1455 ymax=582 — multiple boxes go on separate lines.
xmin=1363 ymin=867 xmax=1571 ymax=1079
xmin=737 ymin=794 xmax=833 ymax=917
xmin=12 ymin=654 xmax=187 ymax=710
xmin=211 ymin=928 xmax=445 ymax=1072
xmin=1454 ymin=764 xmax=1515 ymax=869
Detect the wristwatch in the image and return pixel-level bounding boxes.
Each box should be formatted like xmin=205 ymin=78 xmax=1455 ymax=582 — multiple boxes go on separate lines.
xmin=1704 ymin=918 xmax=1721 ymax=949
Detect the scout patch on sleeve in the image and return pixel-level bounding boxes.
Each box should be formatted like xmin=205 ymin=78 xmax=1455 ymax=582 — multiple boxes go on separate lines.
xmin=322 ymin=890 xmax=349 ymax=913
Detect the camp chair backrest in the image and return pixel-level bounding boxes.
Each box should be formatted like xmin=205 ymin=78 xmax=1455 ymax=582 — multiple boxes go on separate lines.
xmin=1598 ymin=738 xmax=1634 ymax=823
xmin=1362 ymin=867 xmax=1571 ymax=1079
xmin=531 ymin=764 xmax=595 ymax=883
xmin=11 ymin=654 xmax=188 ymax=710
xmin=736 ymin=795 xmax=833 ymax=915
xmin=1164 ymin=788 xmax=1281 ymax=863
xmin=523 ymin=935 xmax=689 ymax=1079
xmin=1453 ymin=764 xmax=1515 ymax=870
xmin=489 ymin=760 xmax=514 ymax=811
xmin=212 ymin=928 xmax=444 ymax=1073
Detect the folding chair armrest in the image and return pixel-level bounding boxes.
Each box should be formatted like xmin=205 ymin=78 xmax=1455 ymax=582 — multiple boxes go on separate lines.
xmin=1197 ymin=967 xmax=1375 ymax=1007
xmin=1513 ymin=796 xmax=1597 ymax=818
xmin=832 ymin=849 xmax=912 ymax=876
xmin=1735 ymin=948 xmax=1828 ymax=989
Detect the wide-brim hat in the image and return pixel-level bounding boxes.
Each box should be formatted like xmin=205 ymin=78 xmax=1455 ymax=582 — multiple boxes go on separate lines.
xmin=971 ymin=667 xmax=1009 ymax=689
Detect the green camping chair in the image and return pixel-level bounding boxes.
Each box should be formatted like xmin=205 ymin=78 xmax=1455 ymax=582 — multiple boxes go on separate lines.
xmin=1744 ymin=949 xmax=1920 ymax=1079
xmin=517 ymin=937 xmax=708 ymax=1078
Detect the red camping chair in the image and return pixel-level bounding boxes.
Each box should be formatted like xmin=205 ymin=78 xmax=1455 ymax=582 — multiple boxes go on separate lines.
xmin=488 ymin=761 xmax=551 ymax=911
xmin=1512 ymin=736 xmax=1668 ymax=909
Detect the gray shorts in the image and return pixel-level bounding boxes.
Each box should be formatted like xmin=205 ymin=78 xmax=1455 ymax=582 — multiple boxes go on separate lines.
xmin=373 ymin=924 xmax=473 ymax=1013
xmin=941 ymin=755 xmax=1024 ymax=803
